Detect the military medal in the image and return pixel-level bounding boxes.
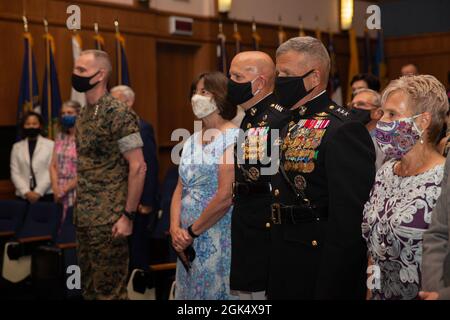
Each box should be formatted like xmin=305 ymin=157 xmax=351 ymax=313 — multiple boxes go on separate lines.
xmin=304 ymin=162 xmax=315 ymax=173
xmin=248 ymin=167 xmax=260 ymax=181
xmin=294 ymin=175 xmax=307 ymax=191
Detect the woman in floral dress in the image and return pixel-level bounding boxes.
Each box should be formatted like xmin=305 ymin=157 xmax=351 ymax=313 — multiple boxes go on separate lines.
xmin=362 ymin=75 xmax=449 ymax=299
xmin=170 ymin=72 xmax=239 ymax=300
xmin=50 ymin=100 xmax=80 ymax=225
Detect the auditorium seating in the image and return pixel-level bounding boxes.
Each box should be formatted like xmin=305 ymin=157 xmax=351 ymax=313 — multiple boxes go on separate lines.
xmin=0 ymin=166 xmax=181 ymax=299
xmin=31 ymin=207 xmax=81 ymax=300
xmin=0 ymin=201 xmax=62 ymax=299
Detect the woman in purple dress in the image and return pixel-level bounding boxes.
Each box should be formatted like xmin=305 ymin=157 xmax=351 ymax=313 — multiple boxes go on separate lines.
xmin=362 ymin=75 xmax=449 ymax=300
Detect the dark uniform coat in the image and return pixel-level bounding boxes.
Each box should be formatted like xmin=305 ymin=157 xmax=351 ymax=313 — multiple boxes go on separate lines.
xmin=230 ymin=93 xmax=291 ymax=292
xmin=267 ymin=92 xmax=376 ymax=299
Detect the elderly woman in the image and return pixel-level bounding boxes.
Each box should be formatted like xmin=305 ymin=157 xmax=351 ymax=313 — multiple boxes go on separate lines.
xmin=50 ymin=100 xmax=80 ymax=224
xmin=362 ymin=75 xmax=448 ymax=300
xmin=170 ymin=71 xmax=239 ymax=300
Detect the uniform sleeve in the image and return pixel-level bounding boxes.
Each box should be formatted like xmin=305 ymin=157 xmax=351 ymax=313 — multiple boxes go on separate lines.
xmin=315 ymin=121 xmax=376 ymax=299
xmin=111 ymin=107 xmax=143 ymax=154
xmin=422 ymin=156 xmax=450 ymax=294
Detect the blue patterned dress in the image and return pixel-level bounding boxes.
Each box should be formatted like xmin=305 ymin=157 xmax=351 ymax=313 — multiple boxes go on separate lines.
xmin=175 ymin=128 xmax=239 ymax=300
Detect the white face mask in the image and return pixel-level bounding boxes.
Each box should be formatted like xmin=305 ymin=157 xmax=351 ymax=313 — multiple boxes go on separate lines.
xmin=191 ymin=94 xmax=218 ymax=119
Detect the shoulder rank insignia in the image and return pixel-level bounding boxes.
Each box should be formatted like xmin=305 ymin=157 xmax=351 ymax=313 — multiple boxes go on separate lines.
xmin=271 ymin=103 xmax=285 ymax=113
xmin=336 ymin=107 xmax=349 ymax=117
xmin=329 ymin=105 xmax=349 ymax=117
xmin=315 ymin=112 xmax=328 ymax=117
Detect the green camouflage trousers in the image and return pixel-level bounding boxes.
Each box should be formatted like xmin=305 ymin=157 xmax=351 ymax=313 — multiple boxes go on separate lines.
xmin=76 ymin=223 xmax=129 ymax=300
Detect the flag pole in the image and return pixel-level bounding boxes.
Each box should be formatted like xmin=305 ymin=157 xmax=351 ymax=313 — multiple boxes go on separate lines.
xmin=115 ymin=20 xmax=123 ymax=85
xmin=44 ymin=18 xmax=53 ymax=137
xmin=23 ymin=15 xmax=34 ymax=113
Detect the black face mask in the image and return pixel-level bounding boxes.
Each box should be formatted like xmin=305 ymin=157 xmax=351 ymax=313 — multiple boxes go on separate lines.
xmin=350 ymin=108 xmax=372 ymax=125
xmin=227 ymin=78 xmax=256 ymax=106
xmin=23 ymin=128 xmax=40 ymax=139
xmin=274 ymin=70 xmax=316 ymax=108
xmin=72 ymin=70 xmax=101 ymax=93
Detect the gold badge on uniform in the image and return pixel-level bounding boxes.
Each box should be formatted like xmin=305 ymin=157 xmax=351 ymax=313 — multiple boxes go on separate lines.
xmin=248 ymin=167 xmax=260 ymax=181
xmin=294 ymin=175 xmax=307 ymax=191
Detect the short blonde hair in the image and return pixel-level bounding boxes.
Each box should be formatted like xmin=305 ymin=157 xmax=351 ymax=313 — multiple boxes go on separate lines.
xmin=80 ymin=49 xmax=112 ymax=77
xmin=381 ymin=75 xmax=449 ymax=144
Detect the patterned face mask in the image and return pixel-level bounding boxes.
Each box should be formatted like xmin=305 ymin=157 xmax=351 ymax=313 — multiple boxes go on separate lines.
xmin=375 ymin=114 xmax=423 ymax=160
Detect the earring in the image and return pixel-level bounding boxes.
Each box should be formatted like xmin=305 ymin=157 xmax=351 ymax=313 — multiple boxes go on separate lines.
xmin=420 ymin=138 xmax=424 ymax=144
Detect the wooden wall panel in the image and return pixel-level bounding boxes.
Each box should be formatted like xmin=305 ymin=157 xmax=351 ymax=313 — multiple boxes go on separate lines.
xmin=385 ymin=32 xmax=450 ymax=86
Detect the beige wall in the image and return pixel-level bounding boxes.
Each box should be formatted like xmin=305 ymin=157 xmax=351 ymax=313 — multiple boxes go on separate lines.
xmin=93 ymin=0 xmax=375 ymax=36
xmin=150 ymin=0 xmax=216 ymax=17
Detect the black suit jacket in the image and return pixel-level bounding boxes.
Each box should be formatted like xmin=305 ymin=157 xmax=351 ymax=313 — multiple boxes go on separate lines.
xmin=268 ymin=93 xmax=376 ymax=299
xmin=139 ymin=119 xmax=159 ymax=208
xmin=230 ymin=94 xmax=291 ymax=292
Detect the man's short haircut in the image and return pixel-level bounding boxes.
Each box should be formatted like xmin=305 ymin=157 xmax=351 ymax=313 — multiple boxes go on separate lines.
xmin=353 ymin=88 xmax=381 ymax=108
xmin=276 ymin=36 xmax=331 ymax=82
xmin=80 ymin=49 xmax=112 ymax=77
xmin=351 ymin=73 xmax=381 ymax=92
xmin=111 ymin=85 xmax=135 ymax=103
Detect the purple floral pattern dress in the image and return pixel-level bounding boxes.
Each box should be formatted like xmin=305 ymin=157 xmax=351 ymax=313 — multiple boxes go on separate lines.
xmin=175 ymin=128 xmax=239 ymax=300
xmin=54 ymin=132 xmax=77 ymax=224
xmin=362 ymin=159 xmax=444 ymax=300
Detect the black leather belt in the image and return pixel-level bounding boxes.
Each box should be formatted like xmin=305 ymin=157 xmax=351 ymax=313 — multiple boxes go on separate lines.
xmin=271 ymin=203 xmax=327 ymax=225
xmin=232 ymin=182 xmax=272 ymax=198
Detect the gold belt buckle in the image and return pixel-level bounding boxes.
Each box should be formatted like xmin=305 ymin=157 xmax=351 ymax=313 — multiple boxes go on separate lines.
xmin=271 ymin=203 xmax=281 ymax=225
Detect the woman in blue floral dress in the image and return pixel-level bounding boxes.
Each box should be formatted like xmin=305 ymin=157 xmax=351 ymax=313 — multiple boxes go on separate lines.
xmin=170 ymin=72 xmax=239 ymax=300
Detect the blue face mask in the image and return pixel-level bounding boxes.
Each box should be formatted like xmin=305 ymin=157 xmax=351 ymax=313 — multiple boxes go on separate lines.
xmin=61 ymin=115 xmax=77 ymax=128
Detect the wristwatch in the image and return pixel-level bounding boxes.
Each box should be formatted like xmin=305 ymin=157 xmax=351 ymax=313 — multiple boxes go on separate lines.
xmin=187 ymin=224 xmax=199 ymax=238
xmin=123 ymin=210 xmax=136 ymax=221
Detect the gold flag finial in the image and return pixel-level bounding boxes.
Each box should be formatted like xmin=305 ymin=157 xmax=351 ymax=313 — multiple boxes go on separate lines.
xmin=22 ymin=15 xmax=28 ymax=32
xmin=94 ymin=22 xmax=99 ymax=34
xmin=114 ymin=20 xmax=119 ymax=33
xmin=43 ymin=18 xmax=49 ymax=34
xmin=252 ymin=17 xmax=256 ymax=32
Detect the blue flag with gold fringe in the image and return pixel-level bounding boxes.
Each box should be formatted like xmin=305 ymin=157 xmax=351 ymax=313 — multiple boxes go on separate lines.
xmin=17 ymin=31 xmax=40 ymax=130
xmin=115 ymin=24 xmax=130 ymax=86
xmin=41 ymin=31 xmax=62 ymax=139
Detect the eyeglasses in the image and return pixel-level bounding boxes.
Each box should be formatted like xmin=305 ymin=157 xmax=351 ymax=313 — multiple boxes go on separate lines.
xmin=347 ymin=101 xmax=379 ymax=110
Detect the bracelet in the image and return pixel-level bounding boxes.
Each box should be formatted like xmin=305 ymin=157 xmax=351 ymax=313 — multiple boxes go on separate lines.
xmin=123 ymin=210 xmax=136 ymax=221
xmin=187 ymin=224 xmax=199 ymax=238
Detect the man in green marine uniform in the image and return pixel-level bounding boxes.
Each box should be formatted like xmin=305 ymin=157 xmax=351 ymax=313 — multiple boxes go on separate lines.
xmin=72 ymin=50 xmax=146 ymax=300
